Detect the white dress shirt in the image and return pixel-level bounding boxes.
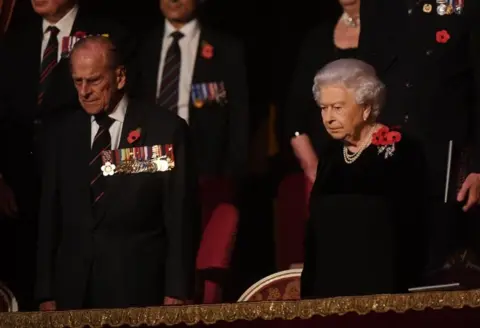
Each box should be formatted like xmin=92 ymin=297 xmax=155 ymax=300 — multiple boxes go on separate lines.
xmin=90 ymin=96 xmax=128 ymax=149
xmin=156 ymin=19 xmax=200 ymax=123
xmin=41 ymin=5 xmax=78 ymax=62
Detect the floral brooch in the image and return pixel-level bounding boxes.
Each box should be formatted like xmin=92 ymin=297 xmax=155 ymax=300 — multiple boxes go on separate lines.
xmin=436 ymin=30 xmax=450 ymax=44
xmin=372 ymin=126 xmax=402 ymax=159
xmin=201 ymin=41 xmax=214 ymax=59
xmin=127 ymin=128 xmax=141 ymax=144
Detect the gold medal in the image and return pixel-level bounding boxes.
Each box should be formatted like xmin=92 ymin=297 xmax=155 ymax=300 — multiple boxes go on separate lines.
xmin=423 ymin=4 xmax=432 ymax=13
xmin=193 ymin=99 xmax=204 ymax=108
xmin=445 ymin=4 xmax=453 ymax=15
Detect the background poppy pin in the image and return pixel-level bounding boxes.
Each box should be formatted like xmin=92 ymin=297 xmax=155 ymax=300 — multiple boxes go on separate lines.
xmin=436 ymin=30 xmax=450 ymax=43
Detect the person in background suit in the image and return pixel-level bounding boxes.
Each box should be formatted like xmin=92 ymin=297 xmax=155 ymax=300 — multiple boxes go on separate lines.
xmin=0 ymin=0 xmax=133 ymax=310
xmin=36 ymin=36 xmax=199 ymax=311
xmin=360 ymin=0 xmax=480 ymax=278
xmin=285 ymin=0 xmax=361 ymax=183
xmin=132 ymin=0 xmax=249 ymax=202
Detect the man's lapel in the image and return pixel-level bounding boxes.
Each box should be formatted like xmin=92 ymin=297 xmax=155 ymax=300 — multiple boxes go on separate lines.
xmin=191 ymin=27 xmax=214 ymax=85
xmin=141 ymin=25 xmax=165 ymax=102
xmin=42 ymin=9 xmax=89 ymax=110
xmin=119 ymin=99 xmax=148 ymax=149
xmin=19 ymin=19 xmax=43 ymax=110
xmin=189 ymin=27 xmax=216 ymax=116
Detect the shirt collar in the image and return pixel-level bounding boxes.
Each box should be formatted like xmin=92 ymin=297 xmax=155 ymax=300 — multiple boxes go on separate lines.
xmin=91 ymin=95 xmax=128 ymax=124
xmin=42 ymin=4 xmax=78 ymax=34
xmin=164 ymin=18 xmax=199 ymax=40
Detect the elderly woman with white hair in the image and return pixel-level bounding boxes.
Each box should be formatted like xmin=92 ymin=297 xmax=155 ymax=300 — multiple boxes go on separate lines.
xmin=301 ymin=59 xmax=427 ymax=299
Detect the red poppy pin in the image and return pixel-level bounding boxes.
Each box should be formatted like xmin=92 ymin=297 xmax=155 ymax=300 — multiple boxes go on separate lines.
xmin=201 ymin=41 xmax=214 ymax=59
xmin=371 ymin=126 xmax=402 ymax=159
xmin=127 ymin=128 xmax=141 ymax=144
xmin=436 ymin=30 xmax=450 ymax=44
xmin=74 ymin=31 xmax=87 ymax=38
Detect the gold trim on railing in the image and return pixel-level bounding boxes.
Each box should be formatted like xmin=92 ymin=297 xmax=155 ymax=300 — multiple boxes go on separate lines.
xmin=1 ymin=289 xmax=480 ymax=327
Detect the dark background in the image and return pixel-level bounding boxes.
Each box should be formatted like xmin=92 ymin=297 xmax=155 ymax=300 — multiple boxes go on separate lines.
xmin=7 ymin=0 xmax=341 ymax=301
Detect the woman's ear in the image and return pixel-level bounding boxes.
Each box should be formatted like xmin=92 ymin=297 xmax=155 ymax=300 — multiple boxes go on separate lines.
xmin=363 ymin=105 xmax=372 ymax=121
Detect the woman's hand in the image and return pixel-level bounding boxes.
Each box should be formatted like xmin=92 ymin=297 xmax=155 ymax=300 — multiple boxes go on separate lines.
xmin=291 ymin=134 xmax=318 ymax=183
xmin=457 ymin=173 xmax=480 ymax=211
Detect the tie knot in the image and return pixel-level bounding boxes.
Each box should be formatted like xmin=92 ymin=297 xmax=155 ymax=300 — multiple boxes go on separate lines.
xmin=94 ymin=113 xmax=114 ymax=128
xmin=170 ymin=31 xmax=184 ymax=41
xmin=46 ymin=26 xmax=59 ymax=36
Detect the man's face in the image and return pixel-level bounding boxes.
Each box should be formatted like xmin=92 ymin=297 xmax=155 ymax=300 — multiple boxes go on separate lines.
xmin=31 ymin=0 xmax=72 ymax=18
xmin=71 ymin=47 xmax=126 ymax=115
xmin=160 ymin=0 xmax=196 ymax=23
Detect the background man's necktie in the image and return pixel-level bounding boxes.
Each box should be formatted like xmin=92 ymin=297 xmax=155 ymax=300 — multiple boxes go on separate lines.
xmin=90 ymin=113 xmax=115 ymax=217
xmin=157 ymin=31 xmax=184 ymax=113
xmin=38 ymin=26 xmax=59 ymax=105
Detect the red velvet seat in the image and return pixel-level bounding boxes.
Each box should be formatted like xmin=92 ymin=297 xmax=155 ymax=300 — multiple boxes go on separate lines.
xmin=275 ymin=173 xmax=313 ymax=270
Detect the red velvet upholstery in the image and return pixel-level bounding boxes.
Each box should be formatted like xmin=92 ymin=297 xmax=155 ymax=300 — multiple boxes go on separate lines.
xmin=196 ymin=203 xmax=239 ymax=304
xmin=275 ymin=173 xmax=313 ymax=270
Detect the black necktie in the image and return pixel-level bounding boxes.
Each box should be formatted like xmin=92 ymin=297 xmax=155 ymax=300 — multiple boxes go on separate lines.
xmin=38 ymin=26 xmax=59 ymax=105
xmin=90 ymin=113 xmax=115 ymax=213
xmin=157 ymin=31 xmax=184 ymax=113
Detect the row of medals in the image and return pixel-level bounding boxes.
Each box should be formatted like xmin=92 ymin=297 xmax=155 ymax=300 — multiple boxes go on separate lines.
xmin=424 ymin=0 xmax=463 ymax=15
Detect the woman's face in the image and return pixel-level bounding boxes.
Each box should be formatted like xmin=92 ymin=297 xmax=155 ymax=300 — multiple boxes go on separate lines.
xmin=319 ymin=85 xmax=370 ymax=141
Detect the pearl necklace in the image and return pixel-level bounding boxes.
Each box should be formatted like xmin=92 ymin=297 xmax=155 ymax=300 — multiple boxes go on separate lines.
xmin=341 ymin=12 xmax=360 ymax=28
xmin=343 ymin=125 xmax=377 ymax=164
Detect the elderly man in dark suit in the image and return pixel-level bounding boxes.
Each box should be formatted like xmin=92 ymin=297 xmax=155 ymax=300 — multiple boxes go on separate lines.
xmin=0 ymin=0 xmax=133 ymax=310
xmin=132 ymin=0 xmax=249 ymax=202
xmin=360 ymin=0 xmax=480 ymax=280
xmin=36 ymin=36 xmax=199 ymax=311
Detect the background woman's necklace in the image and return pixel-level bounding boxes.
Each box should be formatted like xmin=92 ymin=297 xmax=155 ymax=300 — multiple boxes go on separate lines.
xmin=341 ymin=12 xmax=360 ymax=28
xmin=343 ymin=124 xmax=377 ymax=164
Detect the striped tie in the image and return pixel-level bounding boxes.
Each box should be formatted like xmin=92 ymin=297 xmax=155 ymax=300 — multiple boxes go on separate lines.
xmin=157 ymin=31 xmax=184 ymax=113
xmin=38 ymin=26 xmax=59 ymax=105
xmin=90 ymin=113 xmax=114 ymax=214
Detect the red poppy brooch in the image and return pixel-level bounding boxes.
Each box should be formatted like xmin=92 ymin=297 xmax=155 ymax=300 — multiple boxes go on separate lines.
xmin=371 ymin=126 xmax=402 ymax=159
xmin=201 ymin=41 xmax=214 ymax=59
xmin=436 ymin=30 xmax=450 ymax=44
xmin=127 ymin=128 xmax=141 ymax=144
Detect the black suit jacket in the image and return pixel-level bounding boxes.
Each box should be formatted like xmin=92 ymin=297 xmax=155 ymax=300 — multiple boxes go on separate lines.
xmin=0 ymin=9 xmax=134 ymax=210
xmin=131 ymin=24 xmax=249 ymax=181
xmin=361 ymin=0 xmax=480 ymax=196
xmin=35 ymin=99 xmax=199 ymax=310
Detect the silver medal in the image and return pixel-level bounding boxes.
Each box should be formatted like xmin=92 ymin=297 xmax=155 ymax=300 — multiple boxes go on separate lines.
xmin=437 ymin=4 xmax=446 ymax=15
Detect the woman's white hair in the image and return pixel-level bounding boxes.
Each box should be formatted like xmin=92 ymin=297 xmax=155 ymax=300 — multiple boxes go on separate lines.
xmin=312 ymin=58 xmax=386 ymax=120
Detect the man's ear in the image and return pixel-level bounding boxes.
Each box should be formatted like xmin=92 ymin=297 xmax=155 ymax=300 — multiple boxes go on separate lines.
xmin=116 ymin=66 xmax=126 ymax=90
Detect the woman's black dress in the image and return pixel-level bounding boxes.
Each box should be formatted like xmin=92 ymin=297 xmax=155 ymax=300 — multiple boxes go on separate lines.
xmin=301 ymin=135 xmax=426 ymax=298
